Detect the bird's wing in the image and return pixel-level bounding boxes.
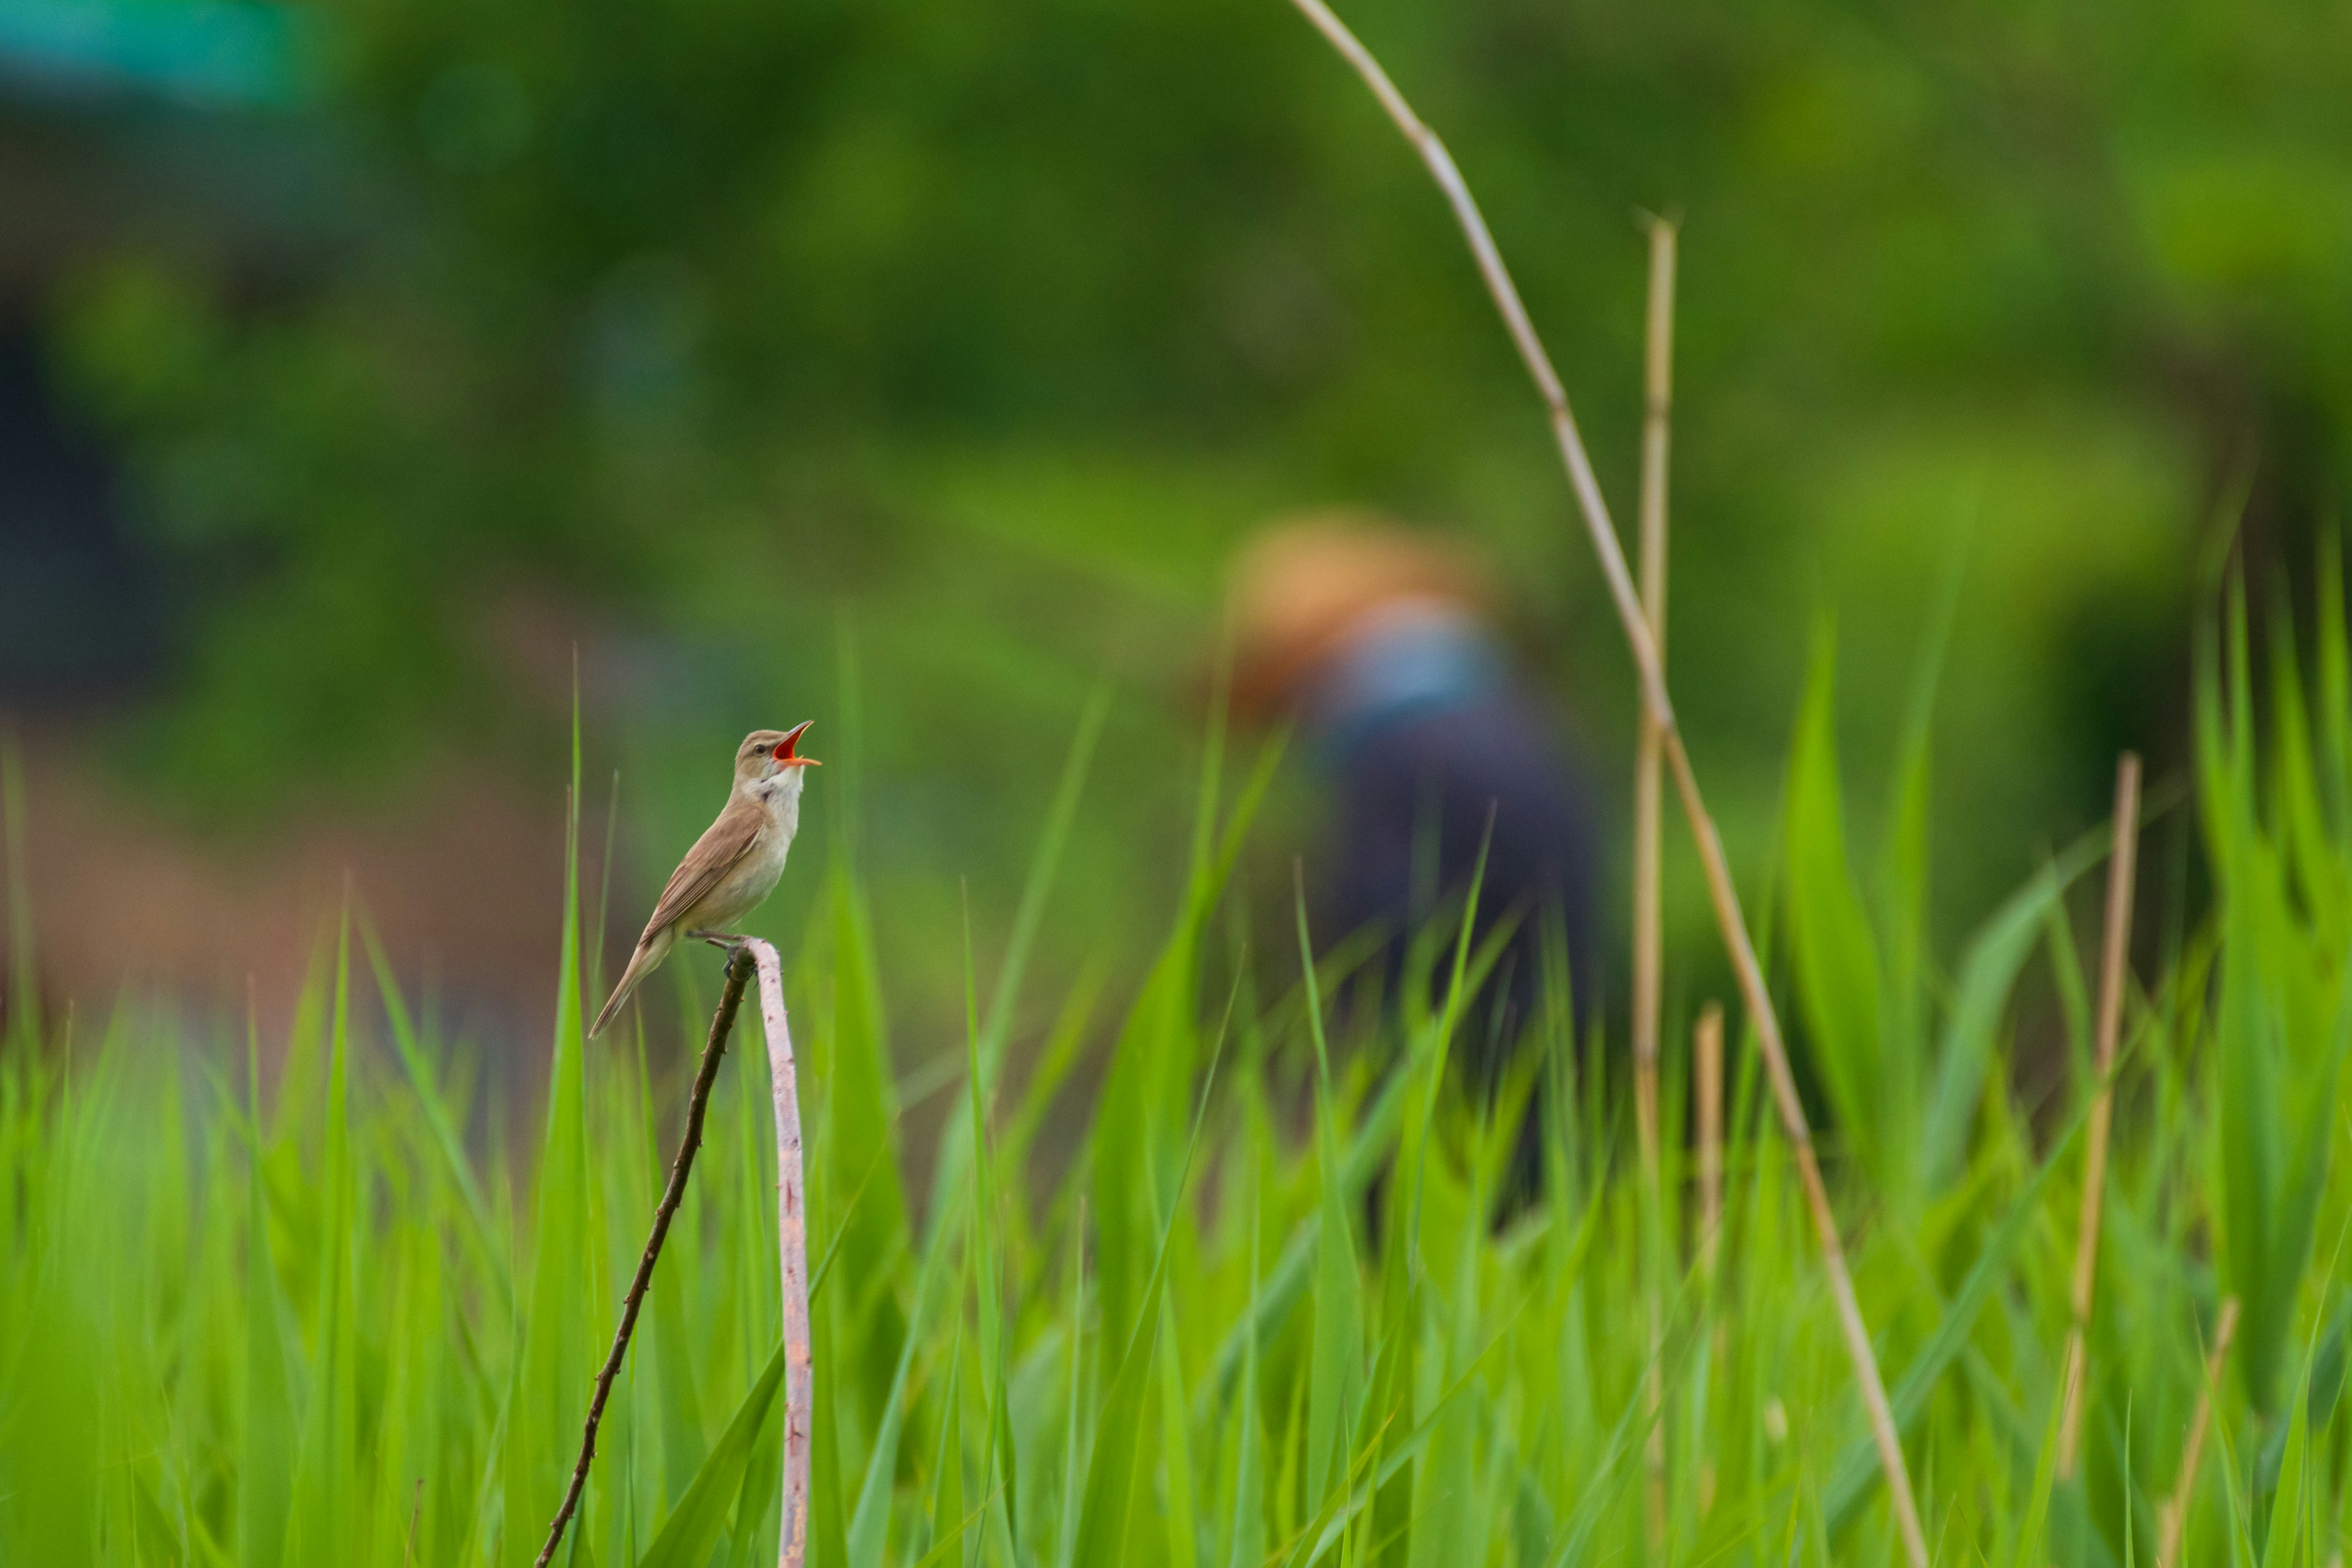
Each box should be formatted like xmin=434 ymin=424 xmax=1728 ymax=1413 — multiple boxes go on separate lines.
xmin=639 ymin=797 xmax=765 ymax=939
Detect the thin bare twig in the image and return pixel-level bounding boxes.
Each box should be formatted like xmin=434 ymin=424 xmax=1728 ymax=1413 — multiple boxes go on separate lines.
xmin=2156 ymin=1296 xmax=2239 ymax=1568
xmin=744 ymin=938 xmax=813 ymax=1568
xmin=539 ymin=947 xmax=755 ymax=1568
xmin=1632 ymin=210 xmax=1678 ymax=1561
xmin=2057 ymin=752 xmax=2141 ymax=1477
xmin=1278 ymin=3 xmax=1928 ymax=1559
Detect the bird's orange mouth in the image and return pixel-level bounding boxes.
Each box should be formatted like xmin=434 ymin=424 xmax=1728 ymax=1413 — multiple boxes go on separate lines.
xmin=774 ymin=720 xmax=821 ymax=767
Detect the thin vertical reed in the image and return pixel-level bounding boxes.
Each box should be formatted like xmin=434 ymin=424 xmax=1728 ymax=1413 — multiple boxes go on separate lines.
xmin=2156 ymin=1296 xmax=2239 ymax=1568
xmin=1632 ymin=211 xmax=1678 ymax=1559
xmin=1694 ymin=1001 xmax=1724 ymax=1520
xmin=1277 ymin=4 xmax=1928 ymax=1558
xmin=745 ymin=938 xmax=814 ymax=1568
xmin=1695 ymin=1003 xmax=1723 ymax=1281
xmin=2057 ymin=753 xmax=2141 ymax=1477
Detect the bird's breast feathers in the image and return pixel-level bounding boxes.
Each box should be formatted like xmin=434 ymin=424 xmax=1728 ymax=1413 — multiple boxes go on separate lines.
xmin=686 ymin=787 xmax=798 ymax=929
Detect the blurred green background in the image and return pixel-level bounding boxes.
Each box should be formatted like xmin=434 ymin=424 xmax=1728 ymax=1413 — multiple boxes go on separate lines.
xmin=1 ymin=0 xmax=2345 ymax=1063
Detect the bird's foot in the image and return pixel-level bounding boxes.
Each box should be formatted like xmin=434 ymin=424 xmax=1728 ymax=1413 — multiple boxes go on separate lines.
xmin=690 ymin=929 xmax=752 ymax=952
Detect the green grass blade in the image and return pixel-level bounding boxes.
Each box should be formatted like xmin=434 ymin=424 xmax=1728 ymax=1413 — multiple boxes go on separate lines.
xmin=1295 ymin=881 xmax=1362 ymax=1511
xmin=1924 ymin=826 xmax=2109 ymax=1185
xmin=1781 ymin=624 xmax=1888 ymax=1177
xmin=1072 ymin=986 xmax=1229 ymax=1564
xmin=2002 ymin=1383 xmax=2066 ymax=1568
xmin=509 ymin=720 xmax=597 ymax=1567
xmin=848 ymin=1197 xmax=960 ymax=1568
xmin=1826 ymin=1099 xmax=2087 ymax=1532
xmin=237 ymin=1018 xmax=293 ymax=1568
xmin=1227 ymin=1189 xmax=1267 ymax=1568
xmin=637 ymin=1340 xmax=787 ymax=1568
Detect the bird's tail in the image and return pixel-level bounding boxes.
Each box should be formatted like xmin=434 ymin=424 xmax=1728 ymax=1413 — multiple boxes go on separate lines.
xmin=589 ymin=927 xmax=675 ymax=1039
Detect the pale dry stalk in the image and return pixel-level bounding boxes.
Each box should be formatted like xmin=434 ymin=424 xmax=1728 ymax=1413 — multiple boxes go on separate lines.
xmin=2057 ymin=753 xmax=2142 ymax=1478
xmin=1280 ymin=2 xmax=1928 ymax=1559
xmin=1695 ymin=1003 xmax=1724 ymax=1282
xmin=1632 ymin=210 xmax=1677 ymax=1559
xmin=744 ymin=938 xmax=815 ymax=1568
xmin=2156 ymin=1296 xmax=2240 ymax=1568
xmin=1694 ymin=1002 xmax=1724 ymax=1520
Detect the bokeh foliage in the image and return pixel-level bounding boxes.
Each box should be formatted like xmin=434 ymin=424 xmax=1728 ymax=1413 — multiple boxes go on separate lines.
xmin=47 ymin=0 xmax=2352 ymax=939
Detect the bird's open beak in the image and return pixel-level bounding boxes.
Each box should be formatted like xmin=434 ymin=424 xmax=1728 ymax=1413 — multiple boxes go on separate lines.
xmin=776 ymin=720 xmax=821 ymax=767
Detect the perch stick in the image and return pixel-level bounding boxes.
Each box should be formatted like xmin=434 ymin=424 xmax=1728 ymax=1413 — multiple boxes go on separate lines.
xmin=2155 ymin=1296 xmax=2239 ymax=1568
xmin=540 ymin=946 xmax=755 ymax=1567
xmin=1277 ymin=4 xmax=1928 ymax=1559
xmin=2057 ymin=752 xmax=2141 ymax=1477
xmin=744 ymin=938 xmax=813 ymax=1568
xmin=1632 ymin=210 xmax=1677 ymax=1559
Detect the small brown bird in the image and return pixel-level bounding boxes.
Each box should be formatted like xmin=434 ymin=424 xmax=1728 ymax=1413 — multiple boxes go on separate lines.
xmin=588 ymin=722 xmax=821 ymax=1038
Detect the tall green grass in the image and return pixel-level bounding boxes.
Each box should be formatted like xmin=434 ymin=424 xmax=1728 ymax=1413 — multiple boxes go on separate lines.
xmin=7 ymin=587 xmax=2352 ymax=1566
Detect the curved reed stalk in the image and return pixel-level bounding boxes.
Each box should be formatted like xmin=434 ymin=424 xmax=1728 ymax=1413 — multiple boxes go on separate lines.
xmin=1276 ymin=5 xmax=1928 ymax=1558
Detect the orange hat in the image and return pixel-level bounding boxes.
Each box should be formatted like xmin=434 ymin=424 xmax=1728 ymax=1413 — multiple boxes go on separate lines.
xmin=1224 ymin=511 xmax=1490 ymax=718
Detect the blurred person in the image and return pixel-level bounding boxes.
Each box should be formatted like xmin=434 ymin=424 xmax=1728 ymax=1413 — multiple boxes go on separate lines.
xmin=1227 ymin=514 xmax=1604 ymax=1147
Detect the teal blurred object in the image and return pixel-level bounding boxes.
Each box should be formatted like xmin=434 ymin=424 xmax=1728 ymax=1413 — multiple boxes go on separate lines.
xmin=0 ymin=0 xmax=303 ymax=107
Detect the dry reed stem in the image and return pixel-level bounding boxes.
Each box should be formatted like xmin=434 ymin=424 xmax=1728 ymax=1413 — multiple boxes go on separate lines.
xmin=2156 ymin=1296 xmax=2239 ymax=1568
xmin=1632 ymin=210 xmax=1677 ymax=1560
xmin=540 ymin=947 xmax=755 ymax=1568
xmin=1694 ymin=1001 xmax=1724 ymax=1521
xmin=1695 ymin=1003 xmax=1724 ymax=1281
xmin=2057 ymin=753 xmax=2141 ymax=1477
xmin=1278 ymin=4 xmax=1928 ymax=1559
xmin=744 ymin=938 xmax=814 ymax=1568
